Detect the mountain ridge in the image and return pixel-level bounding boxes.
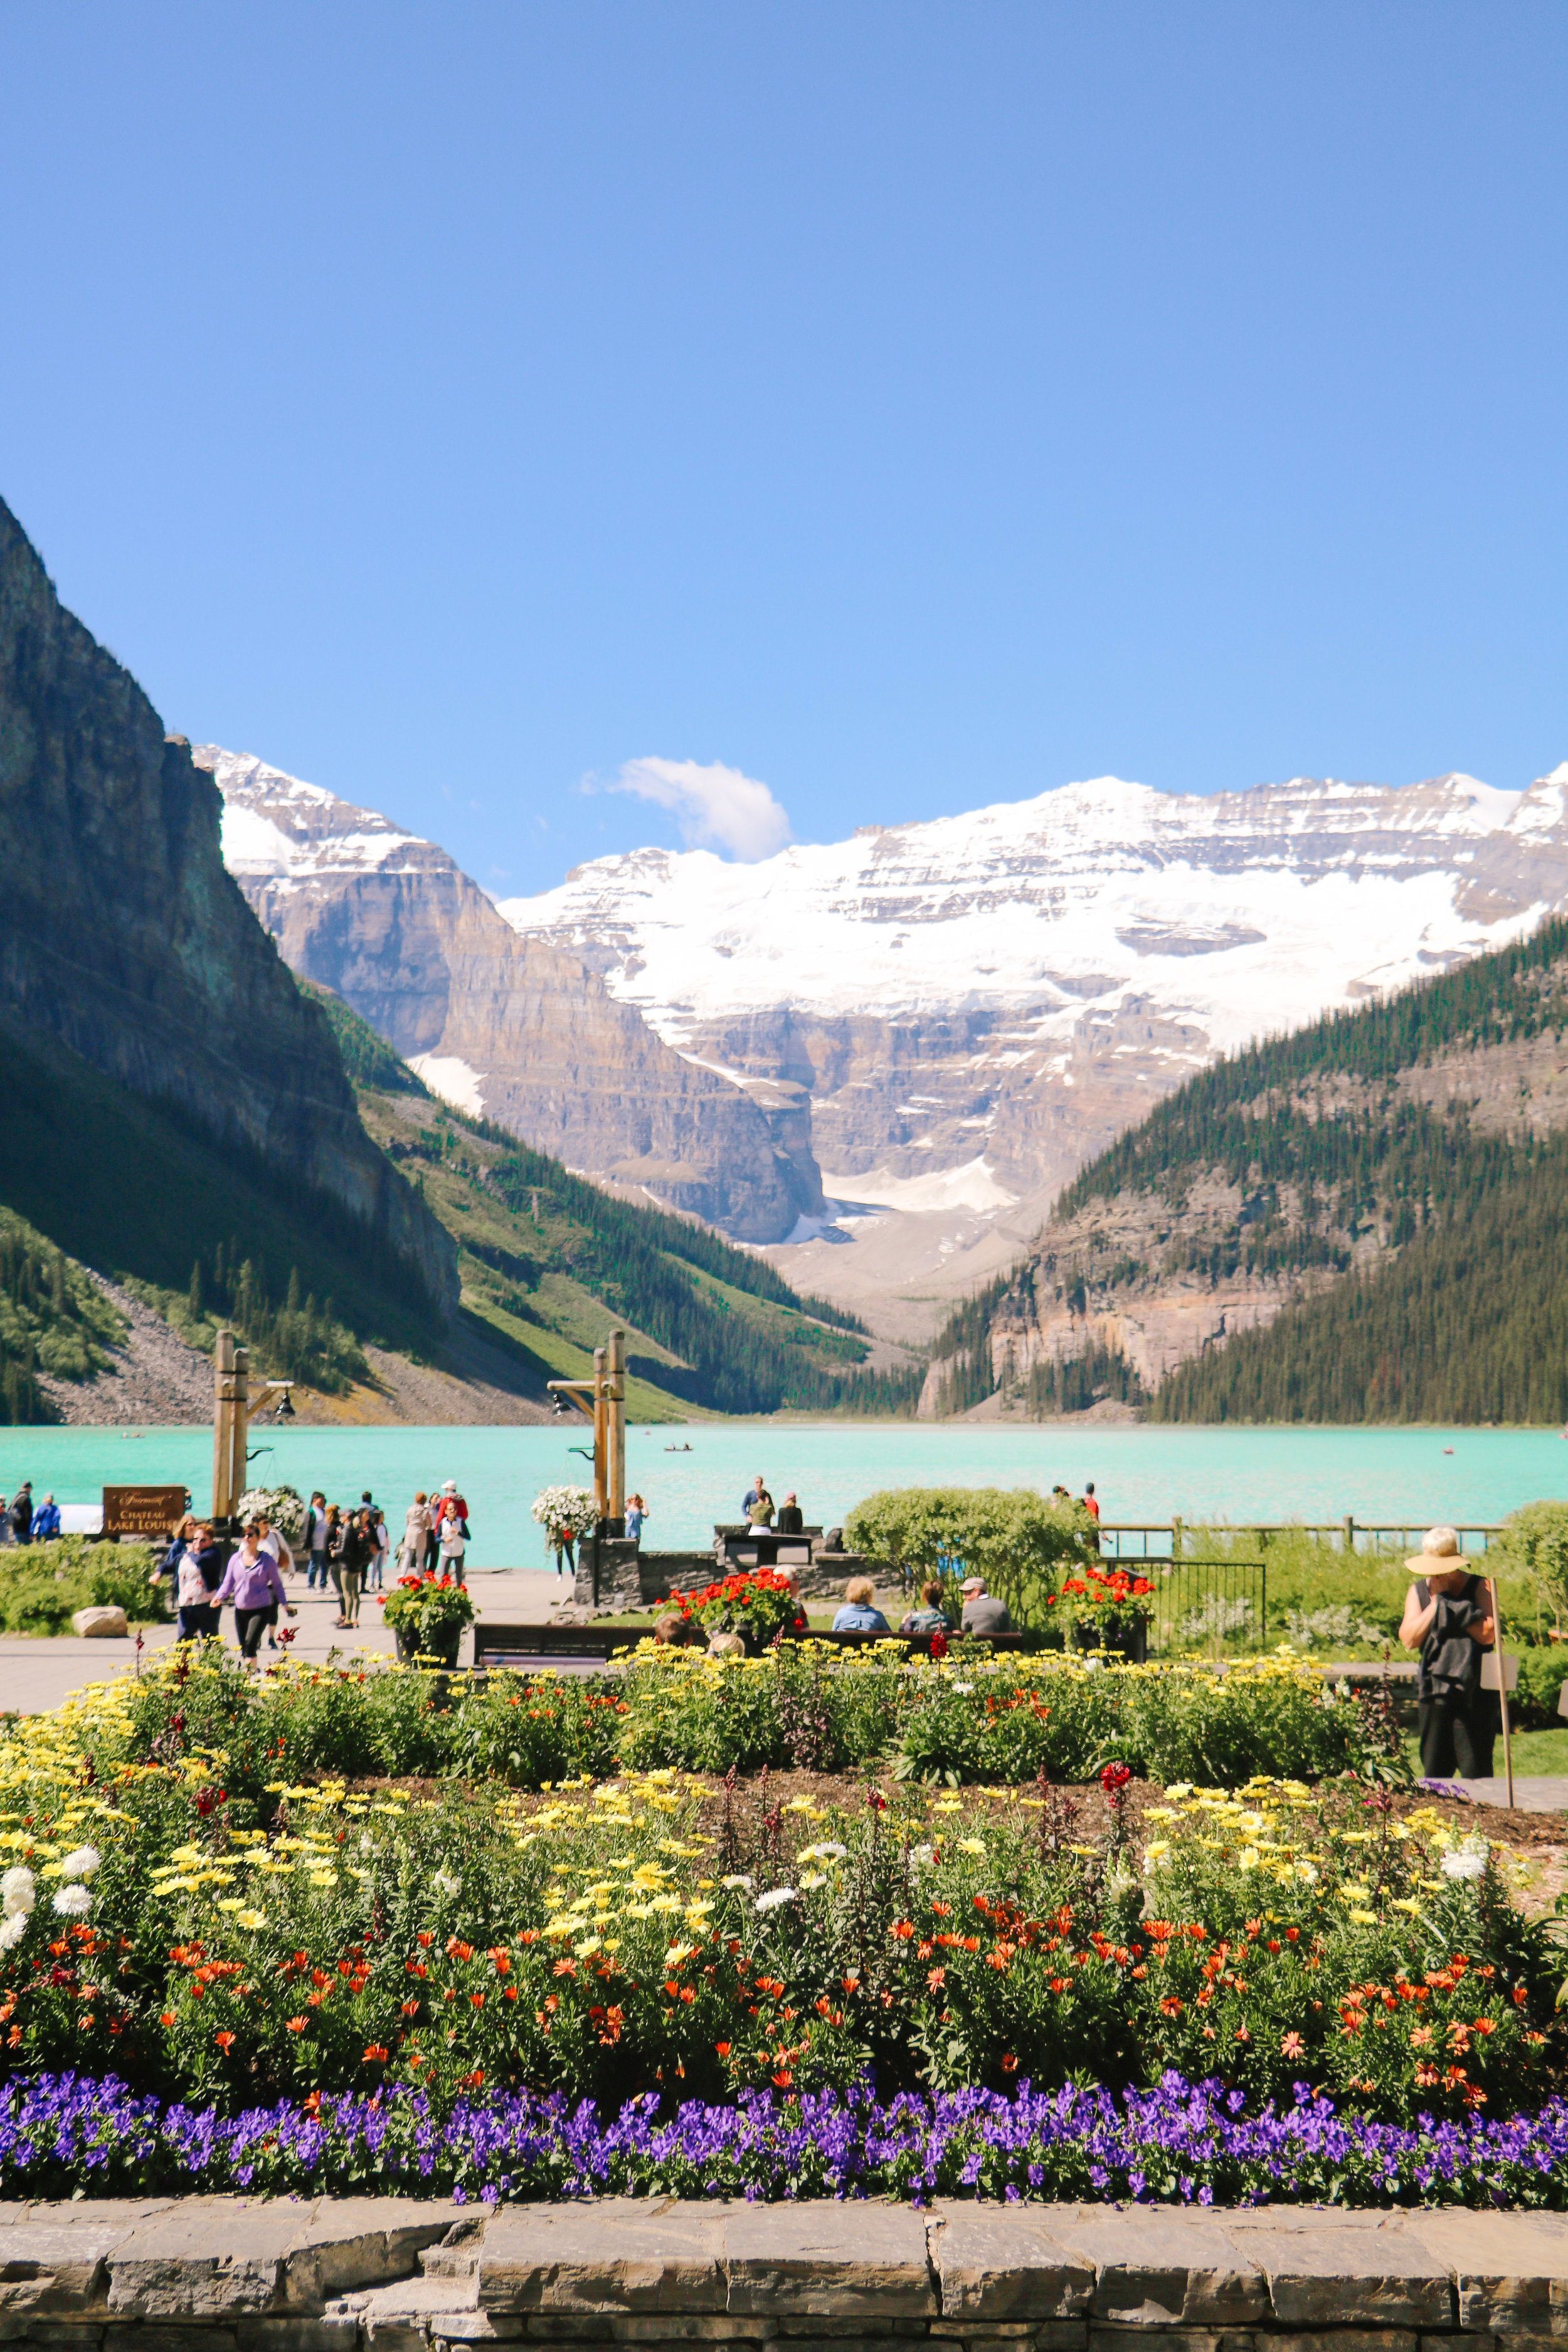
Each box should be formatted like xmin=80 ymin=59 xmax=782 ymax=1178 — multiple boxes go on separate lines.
xmin=203 ymin=746 xmax=825 ymax=1244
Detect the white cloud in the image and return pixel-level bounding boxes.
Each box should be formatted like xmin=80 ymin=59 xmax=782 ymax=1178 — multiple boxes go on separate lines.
xmin=608 ymin=756 xmax=792 ymax=861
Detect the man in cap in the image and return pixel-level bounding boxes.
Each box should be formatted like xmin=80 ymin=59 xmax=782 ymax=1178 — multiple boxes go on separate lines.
xmin=959 ymin=1574 xmax=1010 ymax=1634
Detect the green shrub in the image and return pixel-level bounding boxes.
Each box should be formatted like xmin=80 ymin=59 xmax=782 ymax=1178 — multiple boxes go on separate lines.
xmin=844 ymin=1487 xmax=1093 ymax=1623
xmin=1495 ymin=1502 xmax=1568 ymax=1630
xmin=0 ymin=1539 xmax=162 ymax=1633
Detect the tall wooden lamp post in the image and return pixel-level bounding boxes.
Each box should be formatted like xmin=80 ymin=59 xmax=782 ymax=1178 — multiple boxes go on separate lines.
xmin=212 ymin=1332 xmax=249 ymax=1525
xmin=548 ymin=1327 xmax=627 ymax=1533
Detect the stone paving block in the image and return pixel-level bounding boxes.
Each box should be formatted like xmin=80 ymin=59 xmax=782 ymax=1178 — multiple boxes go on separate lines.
xmin=608 ymin=2322 xmax=778 ymax=2340
xmin=1088 ymin=2328 xmax=1239 ymax=2352
xmin=723 ymin=2206 xmax=935 ymax=2320
xmin=1408 ymin=2213 xmax=1568 ymax=2336
xmin=285 ymin=2200 xmax=460 ymax=2309
xmin=928 ymin=2210 xmax=1094 ymax=2323
xmin=1032 ymin=2326 xmax=1090 ymax=2351
xmin=107 ymin=2203 xmax=313 ymax=2321
xmin=480 ymin=2206 xmax=726 ymax=2316
xmin=0 ymin=2218 xmax=149 ymax=2320
xmin=1215 ymin=2224 xmax=1452 ymax=2334
xmin=1055 ymin=2212 xmax=1266 ymax=2329
xmin=237 ymin=2321 xmax=362 ymax=2351
xmin=1261 ymin=2333 xmax=1416 ymax=2352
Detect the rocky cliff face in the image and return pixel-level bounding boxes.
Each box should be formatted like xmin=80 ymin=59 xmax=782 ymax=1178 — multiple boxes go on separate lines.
xmin=201 ymin=749 xmax=825 ymax=1244
xmin=0 ymin=499 xmax=457 ymax=1316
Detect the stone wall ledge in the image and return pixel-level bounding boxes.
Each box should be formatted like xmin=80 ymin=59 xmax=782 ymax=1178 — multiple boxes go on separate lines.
xmin=0 ymin=2200 xmax=1561 ymax=2349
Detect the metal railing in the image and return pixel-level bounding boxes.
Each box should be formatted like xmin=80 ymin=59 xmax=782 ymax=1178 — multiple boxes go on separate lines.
xmin=1145 ymin=1559 xmax=1269 ymax=1655
xmin=1098 ymin=1519 xmax=1502 ymax=1564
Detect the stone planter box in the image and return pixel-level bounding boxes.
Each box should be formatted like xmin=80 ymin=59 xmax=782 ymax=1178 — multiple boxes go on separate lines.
xmin=0 ymin=2192 xmax=1562 ymax=2349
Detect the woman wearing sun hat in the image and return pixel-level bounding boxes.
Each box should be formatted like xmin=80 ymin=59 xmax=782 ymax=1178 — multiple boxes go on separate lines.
xmin=1398 ymin=1526 xmax=1496 ymax=1779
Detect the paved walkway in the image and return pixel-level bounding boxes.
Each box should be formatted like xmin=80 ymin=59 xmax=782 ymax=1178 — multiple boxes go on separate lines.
xmin=0 ymin=1567 xmax=569 ymax=1715
xmin=1451 ymin=1776 xmax=1568 ymax=1814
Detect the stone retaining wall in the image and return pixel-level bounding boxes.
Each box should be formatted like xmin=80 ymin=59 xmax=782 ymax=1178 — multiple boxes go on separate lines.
xmin=0 ymin=2196 xmax=1564 ymax=2351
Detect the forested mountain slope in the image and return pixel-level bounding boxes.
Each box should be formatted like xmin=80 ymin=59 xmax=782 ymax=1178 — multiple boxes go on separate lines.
xmin=924 ymin=914 xmax=1568 ymax=1424
xmin=317 ymin=993 xmax=922 ymax=1421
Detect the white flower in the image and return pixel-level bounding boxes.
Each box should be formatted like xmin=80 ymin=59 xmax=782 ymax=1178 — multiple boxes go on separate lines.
xmin=721 ymin=1873 xmax=754 ymax=1892
xmin=1 ymin=1868 xmax=34 ymax=1921
xmin=797 ymin=1843 xmax=847 ymax=1863
xmin=433 ymin=1871 xmax=462 ymax=1898
xmin=1082 ymin=1656 xmax=1104 ymax=1676
xmin=1441 ymin=1845 xmax=1488 ymax=1882
xmin=951 ymin=1681 xmax=975 ymax=1695
xmin=754 ymin=1887 xmax=797 ymax=1913
xmin=0 ymin=1913 xmax=26 ymax=1952
xmin=52 ymin=1885 xmax=92 ymax=1919
xmin=59 ymin=1848 xmax=100 ymax=1883
xmin=910 ymin=1844 xmax=936 ymax=1867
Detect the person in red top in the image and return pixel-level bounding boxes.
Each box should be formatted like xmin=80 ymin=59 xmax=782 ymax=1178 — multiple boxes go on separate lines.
xmin=1082 ymin=1481 xmax=1100 ymax=1521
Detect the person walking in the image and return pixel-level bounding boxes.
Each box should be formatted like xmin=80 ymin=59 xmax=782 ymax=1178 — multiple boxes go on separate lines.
xmin=210 ymin=1523 xmax=295 ymax=1663
xmin=31 ymin=1493 xmax=60 ymax=1543
xmin=1399 ymin=1527 xmax=1497 ymax=1779
xmin=324 ymin=1505 xmax=346 ymax=1616
xmin=0 ymin=1498 xmax=10 ymax=1550
xmin=437 ymin=1497 xmax=469 ymax=1586
xmin=154 ymin=1514 xmax=199 ymax=1618
xmin=625 ymin=1493 xmax=647 ymax=1547
xmin=9 ymin=1484 xmax=33 ymax=1545
xmin=174 ymin=1524 xmax=219 ymax=1642
xmin=337 ymin=1507 xmax=376 ymax=1629
xmin=401 ymin=1491 xmax=432 ymax=1577
xmin=365 ymin=1501 xmax=389 ymax=1591
xmin=302 ymin=1492 xmax=331 ymax=1591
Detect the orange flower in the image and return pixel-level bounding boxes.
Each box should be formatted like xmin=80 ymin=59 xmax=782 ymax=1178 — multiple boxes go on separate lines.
xmin=286 ymin=2016 xmax=309 ymax=2033
xmin=159 ymin=2011 xmax=176 ymax=2027
xmin=716 ymin=2041 xmax=732 ymax=2057
xmin=363 ymin=2044 xmax=389 ymax=2062
xmin=1159 ymin=1996 xmax=1184 ymax=2017
xmin=890 ymin=1920 xmax=914 ymax=1941
xmin=214 ymin=2031 xmax=236 ymax=2052
xmin=1002 ymin=2052 xmax=1018 ymax=2072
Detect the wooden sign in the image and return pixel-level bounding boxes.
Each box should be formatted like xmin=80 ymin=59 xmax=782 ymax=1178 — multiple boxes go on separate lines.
xmin=102 ymin=1485 xmax=188 ymax=1539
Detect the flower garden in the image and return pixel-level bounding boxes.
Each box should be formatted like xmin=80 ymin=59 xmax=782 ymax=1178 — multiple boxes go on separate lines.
xmin=0 ymin=1638 xmax=1564 ymax=2209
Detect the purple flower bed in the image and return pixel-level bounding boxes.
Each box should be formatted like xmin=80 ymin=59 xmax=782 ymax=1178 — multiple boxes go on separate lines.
xmin=4 ymin=2070 xmax=1567 ymax=2208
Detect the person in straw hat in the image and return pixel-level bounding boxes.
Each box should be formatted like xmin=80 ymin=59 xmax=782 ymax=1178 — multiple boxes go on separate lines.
xmin=1398 ymin=1526 xmax=1496 ymax=1780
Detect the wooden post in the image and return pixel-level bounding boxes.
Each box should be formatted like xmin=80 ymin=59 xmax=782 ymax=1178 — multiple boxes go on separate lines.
xmin=212 ymin=1333 xmax=249 ymax=1523
xmin=229 ymin=1346 xmax=250 ymax=1522
xmin=1490 ymin=1573 xmax=1515 ymax=1809
xmin=607 ymin=1328 xmax=626 ymax=1530
xmin=591 ymin=1348 xmax=608 ymax=1525
xmin=213 ymin=1331 xmax=233 ymax=1522
xmin=1343 ymin=1514 xmax=1355 ymax=1558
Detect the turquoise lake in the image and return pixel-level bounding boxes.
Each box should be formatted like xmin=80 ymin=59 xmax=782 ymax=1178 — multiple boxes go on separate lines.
xmin=3 ymin=1422 xmax=1566 ymax=1569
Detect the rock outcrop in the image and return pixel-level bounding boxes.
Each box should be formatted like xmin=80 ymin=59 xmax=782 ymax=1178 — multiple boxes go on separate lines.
xmin=201 ymin=748 xmax=825 ymax=1244
xmin=0 ymin=498 xmax=456 ymax=1317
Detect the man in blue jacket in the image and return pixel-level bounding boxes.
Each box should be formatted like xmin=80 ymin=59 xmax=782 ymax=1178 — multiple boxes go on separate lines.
xmin=30 ymin=1493 xmax=61 ymax=1542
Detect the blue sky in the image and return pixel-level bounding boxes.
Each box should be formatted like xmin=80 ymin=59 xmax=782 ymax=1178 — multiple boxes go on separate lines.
xmin=3 ymin=3 xmax=1565 ymax=893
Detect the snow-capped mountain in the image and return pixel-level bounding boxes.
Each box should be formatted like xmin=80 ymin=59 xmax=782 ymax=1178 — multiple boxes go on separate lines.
xmin=498 ymin=766 xmax=1568 ymax=1222
xmin=199 ymin=748 xmax=826 ymax=1244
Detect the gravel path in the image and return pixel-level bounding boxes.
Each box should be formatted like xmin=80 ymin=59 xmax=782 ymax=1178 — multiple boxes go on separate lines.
xmin=36 ymin=1274 xmax=212 ymax=1426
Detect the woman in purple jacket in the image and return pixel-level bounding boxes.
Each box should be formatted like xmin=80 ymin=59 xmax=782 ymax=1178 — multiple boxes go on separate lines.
xmin=210 ymin=1523 xmax=297 ymax=1660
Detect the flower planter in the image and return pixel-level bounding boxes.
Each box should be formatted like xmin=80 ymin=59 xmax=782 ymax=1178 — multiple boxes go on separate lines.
xmin=395 ymin=1627 xmax=462 ymax=1668
xmin=1073 ymin=1617 xmax=1148 ymax=1664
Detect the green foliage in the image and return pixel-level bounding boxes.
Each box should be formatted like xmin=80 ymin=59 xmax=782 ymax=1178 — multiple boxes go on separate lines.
xmin=0 ymin=1015 xmax=442 ymax=1379
xmin=0 ymin=1539 xmax=162 ymax=1632
xmin=0 ymin=1206 xmax=124 ymax=1424
xmin=361 ymin=1076 xmax=916 ymax=1417
xmin=305 ymin=986 xmax=432 ymax=1098
xmin=129 ymin=1241 xmax=368 ymax=1395
xmin=1494 ymin=1501 xmax=1568 ymax=1624
xmin=844 ymin=1486 xmax=1095 ymax=1623
xmin=928 ymin=913 xmax=1568 ymax=1424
